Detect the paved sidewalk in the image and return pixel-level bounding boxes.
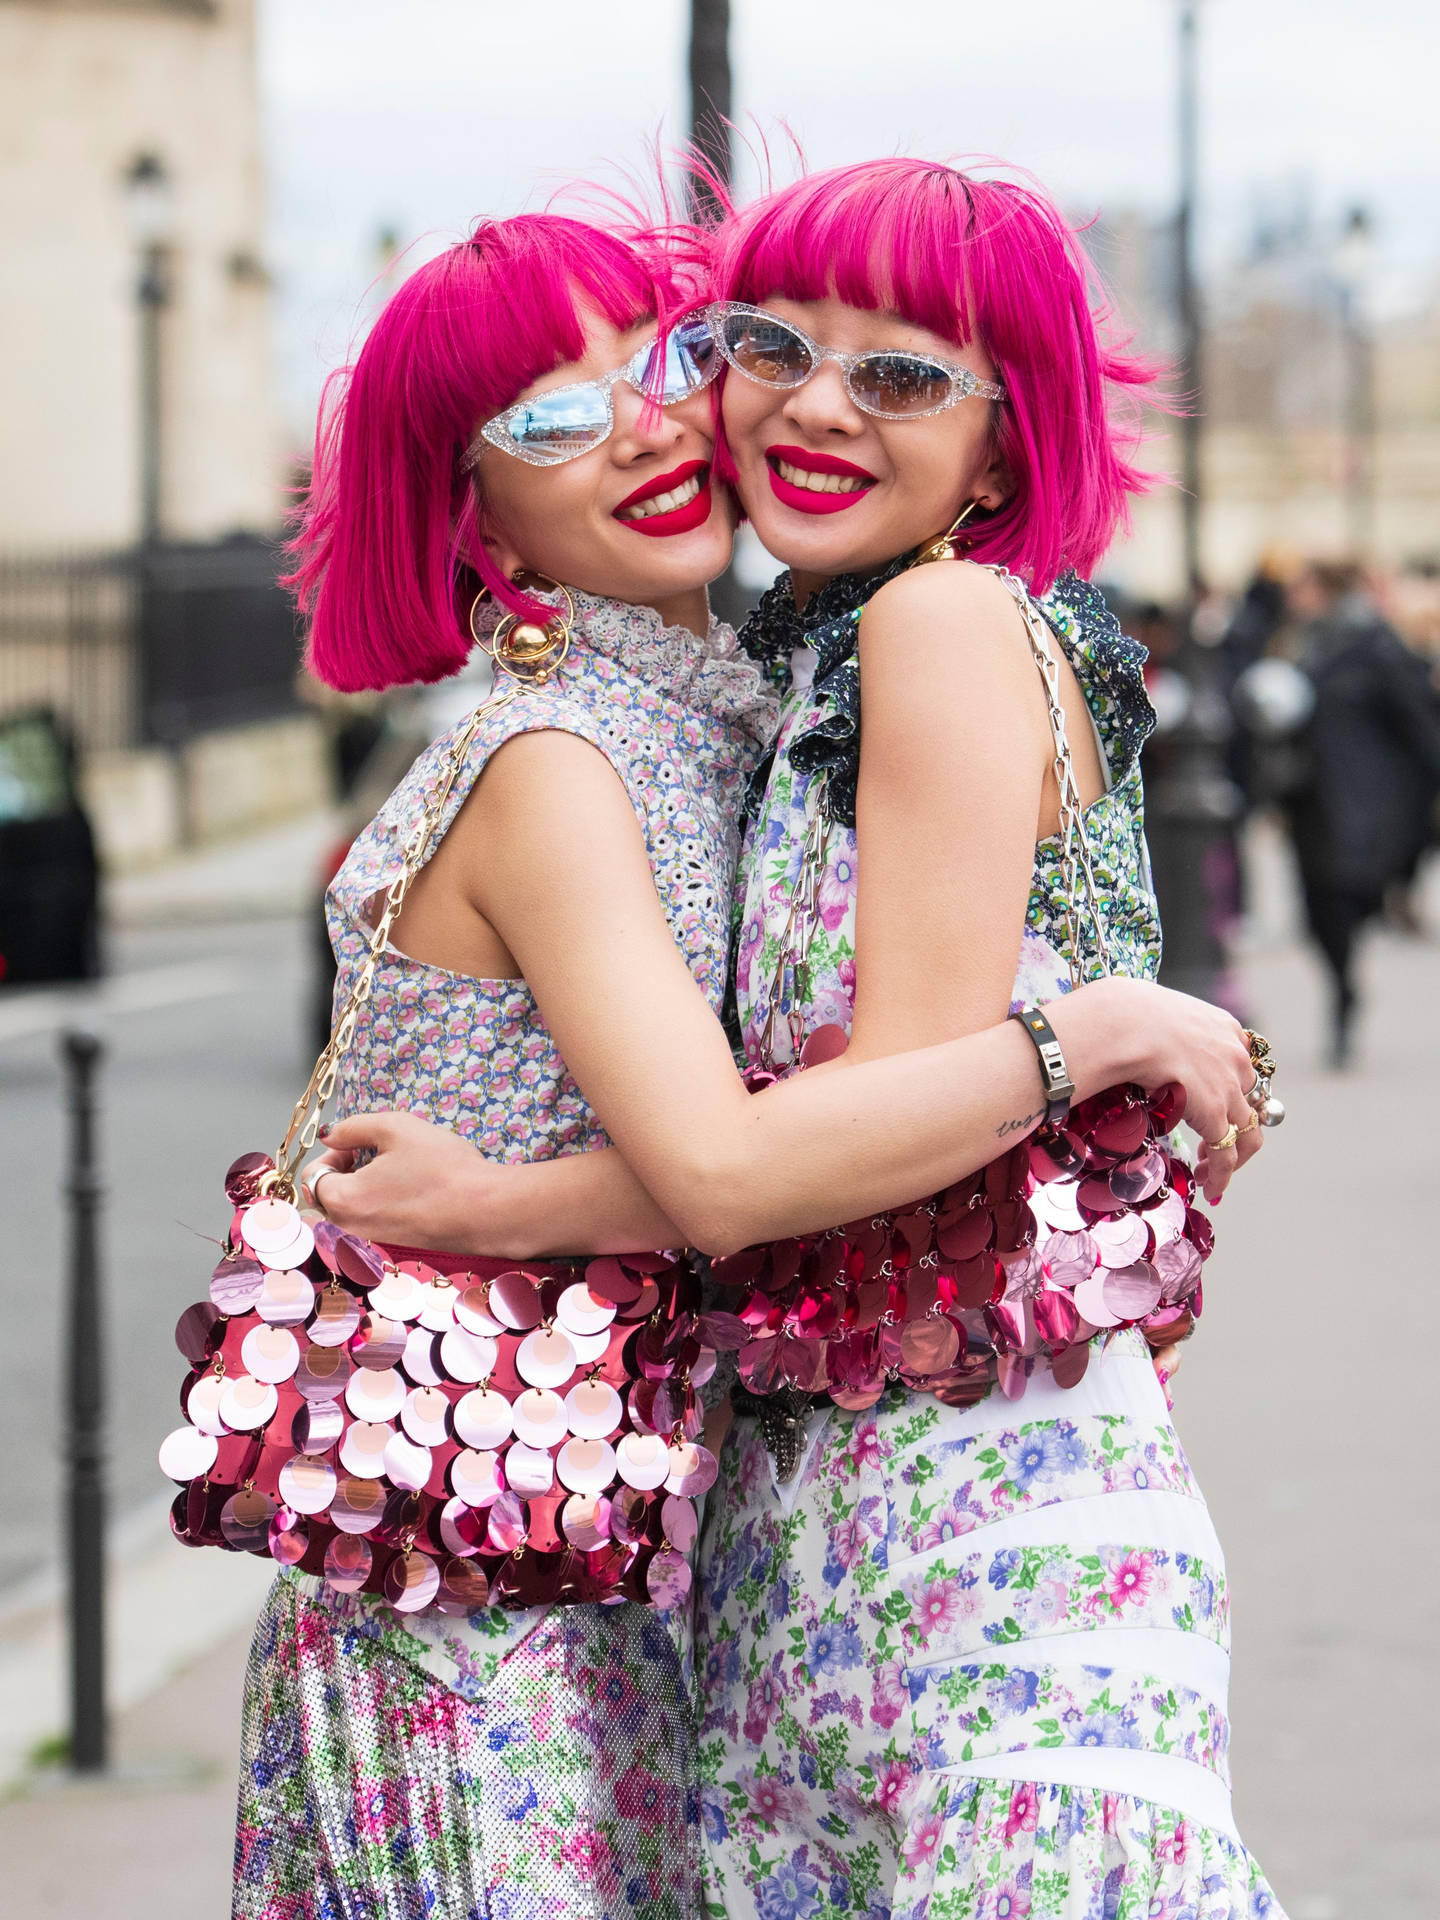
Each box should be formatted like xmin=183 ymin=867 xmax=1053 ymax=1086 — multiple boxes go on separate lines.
xmin=2 ymin=829 xmax=1433 ymax=1918
xmin=105 ymin=809 xmax=339 ymax=929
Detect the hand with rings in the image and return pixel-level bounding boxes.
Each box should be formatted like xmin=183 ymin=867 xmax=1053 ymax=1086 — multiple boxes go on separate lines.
xmin=1197 ymin=1026 xmax=1283 ymax=1201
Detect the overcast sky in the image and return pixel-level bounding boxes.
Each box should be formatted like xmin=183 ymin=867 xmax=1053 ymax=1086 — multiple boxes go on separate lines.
xmin=259 ymin=0 xmax=1440 ymax=437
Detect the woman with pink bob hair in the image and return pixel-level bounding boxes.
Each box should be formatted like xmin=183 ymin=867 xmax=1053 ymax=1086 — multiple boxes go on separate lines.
xmin=292 ymin=170 xmax=1278 ymax=1920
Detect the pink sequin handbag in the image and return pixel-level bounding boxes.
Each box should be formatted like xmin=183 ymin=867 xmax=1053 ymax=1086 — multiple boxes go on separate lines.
xmin=716 ymin=567 xmax=1211 ymax=1412
xmin=158 ymin=680 xmax=715 ymax=1615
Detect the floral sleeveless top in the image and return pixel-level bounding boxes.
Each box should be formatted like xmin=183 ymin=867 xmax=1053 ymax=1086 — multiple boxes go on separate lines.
xmin=734 ymin=562 xmax=1161 ymax=1068
xmin=297 ymin=591 xmax=776 ymax=1696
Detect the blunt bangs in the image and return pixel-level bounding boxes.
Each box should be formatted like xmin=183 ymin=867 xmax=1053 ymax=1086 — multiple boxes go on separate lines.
xmin=289 ymin=214 xmax=687 ymax=693
xmin=712 ymin=159 xmax=1163 ymax=592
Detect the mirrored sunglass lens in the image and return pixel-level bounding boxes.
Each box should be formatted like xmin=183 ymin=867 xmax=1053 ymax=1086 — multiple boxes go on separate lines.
xmin=507 ymin=390 xmax=611 ymax=457
xmin=640 ymin=322 xmax=718 ymax=400
xmin=851 ymin=354 xmax=953 ymax=414
xmin=721 ymin=314 xmax=813 ymax=385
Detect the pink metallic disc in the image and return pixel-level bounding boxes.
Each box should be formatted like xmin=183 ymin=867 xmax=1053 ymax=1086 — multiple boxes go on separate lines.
xmin=324 ymin=1533 xmax=373 ymax=1589
xmin=241 ymin=1325 xmax=301 ymax=1386
xmin=440 ymin=1557 xmax=490 ymax=1609
xmin=345 ymin=1366 xmax=406 ymax=1423
xmin=257 ymin=1269 xmax=315 ymax=1327
xmin=1101 ymin=1261 xmax=1164 ymax=1322
xmin=269 ymin=1511 xmax=309 ymax=1565
xmin=240 ymin=1197 xmax=304 ymax=1254
xmin=562 ymin=1492 xmax=612 ymax=1550
xmin=488 ymin=1271 xmax=543 ymax=1332
xmin=565 ymin=1378 xmax=622 ymax=1440
xmin=1041 ymin=1230 xmax=1098 ymax=1287
xmin=511 ymin=1388 xmax=568 ymax=1449
xmin=439 ymin=1496 xmax=486 ymax=1557
xmin=210 ymin=1255 xmax=265 ymax=1316
xmin=1072 ymin=1274 xmax=1122 ymax=1330
xmin=369 ymin=1270 xmax=425 ymax=1323
xmin=296 ymin=1343 xmax=353 ymax=1401
xmin=568 ymin=1329 xmax=613 ymax=1366
xmin=1145 ymin=1188 xmax=1186 ymax=1246
xmin=224 ymin=1151 xmax=273 ymax=1206
xmin=185 ymin=1373 xmax=229 ymax=1437
xmin=175 ymin=1302 xmax=225 ymax=1365
xmin=486 ymin=1490 xmax=528 ymax=1553
xmin=219 ymin=1375 xmax=278 ymax=1433
xmin=1109 ymin=1149 xmax=1166 ymax=1207
xmin=664 ymin=1442 xmax=718 ymax=1498
xmin=416 ymin=1280 xmax=460 ymax=1332
xmin=647 ymin=1547 xmax=692 ymax=1610
xmin=292 ymin=1397 xmax=343 ymax=1454
xmin=221 ymin=1487 xmax=276 ymax=1552
xmin=516 ymin=1326 xmax=578 ymax=1391
xmin=556 ymin=1284 xmax=616 ymax=1339
xmin=454 ymin=1284 xmax=504 ymax=1337
xmin=401 ymin=1386 xmax=451 ymax=1448
xmin=352 ymin=1314 xmax=407 ymax=1372
xmin=308 ymin=1286 xmax=362 ymax=1348
xmin=557 ymin=1437 xmax=617 ymax=1496
xmin=450 ymin=1448 xmax=506 ymax=1508
xmin=278 ymin=1453 xmax=337 ymax=1515
xmin=383 ymin=1431 xmax=433 ymax=1492
xmin=1029 ymin=1181 xmax=1087 ymax=1235
xmin=454 ymin=1389 xmax=513 ymax=1451
xmin=255 ymin=1221 xmax=315 ymax=1274
xmin=1050 ymin=1338 xmax=1091 ymax=1389
xmin=401 ymin=1326 xmax=444 ymax=1387
xmin=609 ymin=1485 xmax=651 ymax=1545
xmin=158 ymin=1424 xmax=218 ymax=1482
xmin=333 ymin=1234 xmax=387 ymax=1291
xmin=329 ymin=1476 xmax=385 ymax=1535
xmin=338 ymin=1421 xmax=393 ymax=1480
xmin=691 ymin=1348 xmax=717 ymax=1390
xmin=504 ymin=1442 xmax=555 ymax=1498
xmin=1153 ymin=1238 xmax=1202 ymax=1302
xmin=660 ymin=1494 xmax=697 ymax=1552
xmin=899 ymin=1317 xmax=960 ymax=1376
xmin=584 ymin=1257 xmax=643 ymax=1308
xmin=616 ymin=1432 xmax=670 ymax=1492
xmin=439 ymin=1327 xmax=498 ymax=1385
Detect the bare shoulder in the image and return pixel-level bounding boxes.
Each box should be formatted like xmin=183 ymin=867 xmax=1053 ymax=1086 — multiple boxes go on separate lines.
xmin=456 ymin=725 xmax=639 ymax=857
xmin=859 ymin=560 xmax=1031 ymax=682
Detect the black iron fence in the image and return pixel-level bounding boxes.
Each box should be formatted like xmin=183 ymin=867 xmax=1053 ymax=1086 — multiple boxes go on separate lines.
xmin=0 ymin=536 xmax=303 ymax=754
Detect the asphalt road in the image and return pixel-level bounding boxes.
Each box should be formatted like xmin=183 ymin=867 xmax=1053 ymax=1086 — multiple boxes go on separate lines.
xmin=0 ymin=917 xmax=314 ymax=1594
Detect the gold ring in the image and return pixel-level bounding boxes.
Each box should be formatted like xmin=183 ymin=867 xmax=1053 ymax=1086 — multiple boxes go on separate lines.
xmin=1207 ymin=1123 xmax=1240 ymax=1152
xmin=1243 ymin=1028 xmax=1277 ymax=1081
xmin=1236 ymin=1113 xmax=1261 ymax=1138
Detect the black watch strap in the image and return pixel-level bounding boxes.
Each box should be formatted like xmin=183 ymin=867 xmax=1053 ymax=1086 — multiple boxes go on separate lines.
xmin=1011 ymin=1005 xmax=1075 ymax=1128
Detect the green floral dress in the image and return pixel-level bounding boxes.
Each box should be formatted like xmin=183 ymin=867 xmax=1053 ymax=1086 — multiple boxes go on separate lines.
xmin=695 ymin=565 xmax=1286 ymax=1920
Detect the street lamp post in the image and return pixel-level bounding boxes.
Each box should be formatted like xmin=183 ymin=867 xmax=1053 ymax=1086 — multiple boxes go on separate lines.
xmin=122 ymin=153 xmax=175 ymax=550
xmin=688 ymin=0 xmax=732 ymax=217
xmin=1336 ymin=206 xmax=1376 ymax=558
xmin=1175 ymin=1 xmax=1203 ymax=610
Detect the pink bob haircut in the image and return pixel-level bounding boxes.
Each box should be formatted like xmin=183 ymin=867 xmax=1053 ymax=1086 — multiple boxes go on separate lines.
xmin=288 ymin=213 xmax=696 ymax=693
xmin=707 ymin=158 xmax=1162 ymax=594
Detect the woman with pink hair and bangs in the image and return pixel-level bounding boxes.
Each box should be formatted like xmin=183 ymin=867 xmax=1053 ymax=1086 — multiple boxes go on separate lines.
xmin=292 ymin=169 xmax=1279 ymax=1920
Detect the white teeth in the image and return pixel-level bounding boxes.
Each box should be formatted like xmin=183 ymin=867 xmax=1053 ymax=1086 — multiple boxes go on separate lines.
xmin=617 ymin=472 xmax=703 ymax=522
xmin=775 ymin=458 xmax=867 ymax=494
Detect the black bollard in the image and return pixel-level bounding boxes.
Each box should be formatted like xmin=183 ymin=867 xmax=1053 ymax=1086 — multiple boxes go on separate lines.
xmin=61 ymin=1028 xmax=107 ymax=1772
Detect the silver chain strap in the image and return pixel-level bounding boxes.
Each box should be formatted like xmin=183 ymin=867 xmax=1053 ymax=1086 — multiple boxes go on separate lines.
xmin=268 ymin=681 xmax=520 ymax=1198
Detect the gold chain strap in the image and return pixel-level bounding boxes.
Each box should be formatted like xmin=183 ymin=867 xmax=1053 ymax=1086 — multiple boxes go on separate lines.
xmin=265 ymin=682 xmax=520 ymax=1200
xmin=988 ymin=569 xmax=1114 ymax=990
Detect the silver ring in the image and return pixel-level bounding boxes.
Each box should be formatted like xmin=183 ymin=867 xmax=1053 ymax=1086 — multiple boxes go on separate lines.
xmin=309 ymin=1166 xmax=337 ymax=1214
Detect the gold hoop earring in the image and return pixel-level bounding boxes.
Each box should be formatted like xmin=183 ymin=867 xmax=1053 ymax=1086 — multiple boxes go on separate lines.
xmin=913 ymin=499 xmax=980 ymax=568
xmin=469 ymin=571 xmax=575 ymax=686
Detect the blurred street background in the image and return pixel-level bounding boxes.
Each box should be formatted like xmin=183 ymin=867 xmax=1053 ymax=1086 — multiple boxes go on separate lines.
xmin=2 ymin=1 xmax=1438 ymax=1916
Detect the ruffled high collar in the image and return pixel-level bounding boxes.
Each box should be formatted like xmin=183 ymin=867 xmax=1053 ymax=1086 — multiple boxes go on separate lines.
xmin=472 ymin=588 xmax=778 ymax=745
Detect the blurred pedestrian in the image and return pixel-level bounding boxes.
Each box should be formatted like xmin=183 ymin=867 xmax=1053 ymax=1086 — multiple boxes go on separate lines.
xmin=1285 ymin=560 xmax=1440 ymax=1064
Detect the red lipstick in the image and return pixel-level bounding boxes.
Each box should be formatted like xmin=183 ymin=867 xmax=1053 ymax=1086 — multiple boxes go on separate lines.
xmin=613 ymin=459 xmax=712 ymax=538
xmin=765 ymin=444 xmax=877 ymax=516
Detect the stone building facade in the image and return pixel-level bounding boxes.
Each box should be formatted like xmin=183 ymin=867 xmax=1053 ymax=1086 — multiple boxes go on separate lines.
xmin=0 ymin=0 xmax=280 ymax=549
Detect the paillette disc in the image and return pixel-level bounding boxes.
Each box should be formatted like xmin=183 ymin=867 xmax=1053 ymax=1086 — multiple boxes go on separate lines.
xmin=278 ymin=1453 xmax=336 ymax=1515
xmin=158 ymin=1424 xmax=218 ymax=1482
xmin=453 ymin=1388 xmax=512 ymax=1451
xmin=511 ymin=1388 xmax=567 ymax=1449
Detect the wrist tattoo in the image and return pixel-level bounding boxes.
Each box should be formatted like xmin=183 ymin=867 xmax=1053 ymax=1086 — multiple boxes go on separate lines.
xmin=996 ymin=1108 xmax=1042 ymax=1139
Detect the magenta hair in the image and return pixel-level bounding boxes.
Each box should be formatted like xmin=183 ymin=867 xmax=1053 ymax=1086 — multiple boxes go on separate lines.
xmin=289 ymin=214 xmax=693 ymax=693
xmin=708 ymin=158 xmax=1165 ymax=591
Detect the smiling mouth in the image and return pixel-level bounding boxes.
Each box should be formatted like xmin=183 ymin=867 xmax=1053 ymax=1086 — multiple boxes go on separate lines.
xmin=770 ymin=456 xmax=870 ymax=496
xmin=615 ymin=469 xmax=705 ymax=522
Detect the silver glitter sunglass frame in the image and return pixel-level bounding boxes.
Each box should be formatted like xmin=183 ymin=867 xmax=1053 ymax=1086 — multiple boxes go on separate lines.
xmin=466 ymin=317 xmax=721 ymax=470
xmin=706 ymin=302 xmax=1007 ymax=417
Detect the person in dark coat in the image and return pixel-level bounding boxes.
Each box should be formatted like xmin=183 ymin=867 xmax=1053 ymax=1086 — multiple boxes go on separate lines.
xmin=1286 ymin=562 xmax=1440 ymax=1065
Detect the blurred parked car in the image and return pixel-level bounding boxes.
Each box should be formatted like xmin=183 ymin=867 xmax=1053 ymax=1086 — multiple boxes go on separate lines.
xmin=0 ymin=707 xmax=101 ymax=986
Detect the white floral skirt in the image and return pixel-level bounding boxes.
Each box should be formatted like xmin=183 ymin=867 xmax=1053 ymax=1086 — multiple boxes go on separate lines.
xmin=694 ymin=1332 xmax=1286 ymax=1920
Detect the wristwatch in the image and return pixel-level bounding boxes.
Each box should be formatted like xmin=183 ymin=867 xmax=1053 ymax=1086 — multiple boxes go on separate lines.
xmin=1010 ymin=1005 xmax=1075 ymax=1130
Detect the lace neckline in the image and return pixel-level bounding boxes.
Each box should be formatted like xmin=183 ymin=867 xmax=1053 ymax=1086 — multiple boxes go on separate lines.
xmin=472 ymin=588 xmax=778 ymax=744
